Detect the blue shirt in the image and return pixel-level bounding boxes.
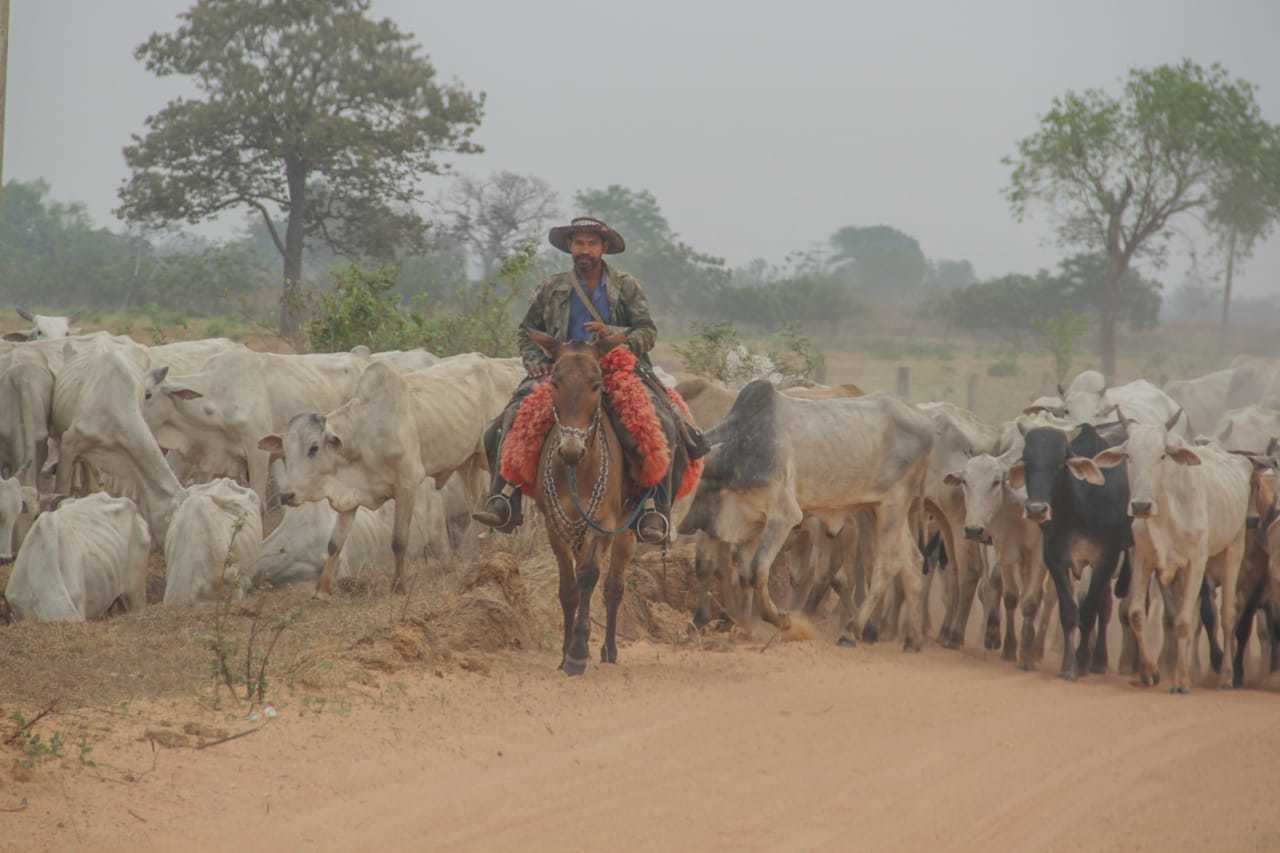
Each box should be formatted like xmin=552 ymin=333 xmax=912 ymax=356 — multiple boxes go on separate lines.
xmin=566 ymin=269 xmax=612 ymax=343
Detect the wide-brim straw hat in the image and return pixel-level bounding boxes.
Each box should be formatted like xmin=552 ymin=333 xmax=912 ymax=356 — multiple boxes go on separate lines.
xmin=548 ymin=217 xmax=625 ymax=254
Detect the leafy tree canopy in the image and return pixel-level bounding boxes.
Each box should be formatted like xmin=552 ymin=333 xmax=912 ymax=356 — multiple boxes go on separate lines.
xmin=828 ymin=224 xmax=928 ymax=295
xmin=116 ymin=0 xmax=485 ymax=331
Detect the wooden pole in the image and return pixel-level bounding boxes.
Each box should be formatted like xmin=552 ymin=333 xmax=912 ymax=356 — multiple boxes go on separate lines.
xmin=966 ymin=373 xmax=979 ymax=412
xmin=896 ymin=365 xmax=910 ymax=400
xmin=0 ymin=0 xmax=8 ymax=186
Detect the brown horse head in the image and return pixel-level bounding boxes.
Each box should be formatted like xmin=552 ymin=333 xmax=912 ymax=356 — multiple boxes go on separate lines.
xmin=527 ymin=329 xmax=625 ymax=467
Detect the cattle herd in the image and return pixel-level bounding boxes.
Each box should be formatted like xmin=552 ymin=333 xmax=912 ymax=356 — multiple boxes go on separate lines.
xmin=4 ymin=308 xmax=1280 ymax=695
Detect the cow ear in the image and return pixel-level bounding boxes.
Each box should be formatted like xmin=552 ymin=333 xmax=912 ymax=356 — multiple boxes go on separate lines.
xmin=1066 ymin=456 xmax=1106 ymax=486
xmin=526 ymin=329 xmax=561 ymax=362
xmin=943 ymin=471 xmax=965 ymax=487
xmin=257 ymin=434 xmax=284 ymax=455
xmin=1092 ymin=448 xmax=1128 ymax=469
xmin=2 ymin=331 xmax=32 ymax=342
xmin=15 ymin=306 xmax=34 ymax=322
xmin=325 ymin=432 xmax=343 ymax=450
xmin=1168 ymin=446 xmax=1202 ymax=466
xmin=1007 ymin=461 xmax=1026 ymax=490
xmin=149 ymin=366 xmax=170 ymax=386
xmin=38 ymin=494 xmax=69 ymax=514
xmin=168 ymin=387 xmax=203 ymax=401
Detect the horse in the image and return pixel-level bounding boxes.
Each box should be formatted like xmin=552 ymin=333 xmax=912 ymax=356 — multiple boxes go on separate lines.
xmin=525 ymin=329 xmax=639 ymax=676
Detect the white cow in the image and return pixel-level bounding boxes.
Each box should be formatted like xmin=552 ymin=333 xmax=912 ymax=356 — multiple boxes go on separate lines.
xmin=1212 ymin=405 xmax=1280 ymax=454
xmin=259 ymin=353 xmax=522 ymax=595
xmin=148 ymin=338 xmax=245 ymax=375
xmin=917 ymin=401 xmax=1004 ymax=649
xmin=0 ymin=347 xmax=54 ymax=488
xmin=1026 ymin=371 xmax=1189 ymax=436
xmin=50 ymin=342 xmax=187 ymax=540
xmin=1078 ymin=425 xmax=1250 ymax=692
xmin=946 ymin=444 xmax=1052 ymax=669
xmin=142 ymin=349 xmax=372 ymax=505
xmin=3 ymin=307 xmax=76 ymax=342
xmin=163 ymin=479 xmax=263 ymax=606
xmin=4 ymin=493 xmax=150 ymax=622
xmin=0 ymin=475 xmax=36 ymax=565
xmin=1164 ymin=368 xmax=1235 ymax=438
xmin=253 ymin=471 xmax=471 ymax=588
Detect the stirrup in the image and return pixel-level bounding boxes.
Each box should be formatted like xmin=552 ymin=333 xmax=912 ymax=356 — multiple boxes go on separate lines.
xmin=636 ymin=509 xmax=670 ymax=545
xmin=474 ymin=493 xmax=513 ymax=528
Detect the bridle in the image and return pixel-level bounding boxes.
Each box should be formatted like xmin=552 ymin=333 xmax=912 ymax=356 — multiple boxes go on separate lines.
xmin=552 ymin=401 xmax=601 ymax=450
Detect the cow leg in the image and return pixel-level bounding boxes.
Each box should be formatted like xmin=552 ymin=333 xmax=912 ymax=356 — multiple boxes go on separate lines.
xmin=1034 ymin=576 xmax=1058 ymax=664
xmin=1018 ymin=558 xmax=1047 ymax=671
xmin=563 ymin=539 xmax=601 ymax=676
xmin=748 ymin=517 xmax=800 ymax=634
xmin=53 ymin=429 xmax=80 ymax=496
xmin=787 ymin=525 xmax=816 ymax=611
xmin=1124 ymin=551 xmax=1159 ymax=686
xmin=951 ymin=540 xmax=984 ymax=649
xmin=1088 ymin=581 xmax=1113 ymax=674
xmin=316 ymin=509 xmax=356 ymax=598
xmin=983 ymin=556 xmax=1005 ymax=652
xmin=1001 ymin=583 xmax=1019 ymax=662
xmin=935 ymin=522 xmax=963 ymax=647
xmin=246 ymin=447 xmax=271 ymax=512
xmin=1172 ymin=558 xmax=1207 ymax=694
xmin=1233 ymin=572 xmax=1265 ymax=688
xmin=852 ymin=511 xmax=924 ymax=651
xmin=1265 ymin=602 xmax=1280 ymax=676
xmin=389 ymin=484 xmax=417 ymax=594
xmin=691 ymin=534 xmax=718 ymax=629
xmin=1043 ymin=537 xmax=1081 ymax=681
xmin=601 ymin=533 xmax=635 ymax=664
xmin=1215 ymin=537 xmax=1243 ymax=689
xmin=1200 ymin=577 xmax=1224 ymax=676
xmin=1076 ymin=553 xmax=1118 ymax=677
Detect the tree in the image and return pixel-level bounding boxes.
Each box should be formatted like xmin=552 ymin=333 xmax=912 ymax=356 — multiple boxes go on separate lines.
xmin=1207 ymin=129 xmax=1280 ymax=351
xmin=116 ymin=0 xmax=484 ymax=333
xmin=1006 ymin=60 xmax=1280 ymax=380
xmin=575 ymin=185 xmax=728 ymax=312
xmin=925 ymin=258 xmax=977 ymax=291
xmin=435 ymin=171 xmax=560 ymax=279
xmin=828 ymin=225 xmax=928 ymax=296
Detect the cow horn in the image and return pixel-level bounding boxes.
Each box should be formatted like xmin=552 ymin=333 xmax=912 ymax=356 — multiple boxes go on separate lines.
xmin=15 ymin=306 xmax=34 ymax=322
xmin=1017 ymin=419 xmax=1029 ymax=437
xmin=1268 ymin=436 xmax=1279 ymax=459
xmin=1057 ymin=383 xmax=1066 ymax=397
xmin=1219 ymin=421 xmax=1234 ymax=441
xmin=1165 ymin=408 xmax=1183 ymax=432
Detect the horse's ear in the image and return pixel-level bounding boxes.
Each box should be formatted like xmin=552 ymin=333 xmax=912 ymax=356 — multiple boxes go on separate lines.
xmin=593 ymin=330 xmax=627 ymax=358
xmin=526 ymin=329 xmax=561 ymax=361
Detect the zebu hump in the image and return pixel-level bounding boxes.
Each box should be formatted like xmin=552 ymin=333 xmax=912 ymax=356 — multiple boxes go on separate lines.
xmin=702 ymin=379 xmax=778 ymax=490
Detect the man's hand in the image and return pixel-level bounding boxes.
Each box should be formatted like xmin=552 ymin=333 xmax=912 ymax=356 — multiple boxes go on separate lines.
xmin=585 ymin=321 xmax=625 ymax=339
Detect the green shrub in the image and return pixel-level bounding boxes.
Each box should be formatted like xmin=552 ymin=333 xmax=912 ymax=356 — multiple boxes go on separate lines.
xmin=306 ymin=264 xmax=418 ymax=353
xmin=1034 ymin=310 xmax=1090 ymax=383
xmin=987 ymin=354 xmax=1021 ymax=377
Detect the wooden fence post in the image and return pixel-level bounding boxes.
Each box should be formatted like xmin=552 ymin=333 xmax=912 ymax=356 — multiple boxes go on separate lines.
xmin=966 ymin=373 xmax=979 ymax=412
xmin=897 ymin=365 xmax=910 ymax=400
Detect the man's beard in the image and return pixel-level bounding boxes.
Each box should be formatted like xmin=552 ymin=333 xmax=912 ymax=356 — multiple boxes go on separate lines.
xmin=574 ymin=254 xmax=598 ymax=273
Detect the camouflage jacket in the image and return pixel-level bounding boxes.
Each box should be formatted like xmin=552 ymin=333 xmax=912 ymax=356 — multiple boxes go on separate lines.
xmin=517 ymin=262 xmax=657 ymax=374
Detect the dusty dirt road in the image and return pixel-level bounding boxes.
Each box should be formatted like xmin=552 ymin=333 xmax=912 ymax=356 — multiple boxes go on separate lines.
xmin=3 ymin=633 xmax=1278 ymax=852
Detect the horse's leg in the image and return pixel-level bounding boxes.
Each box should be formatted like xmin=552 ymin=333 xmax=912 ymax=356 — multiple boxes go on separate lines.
xmin=563 ymin=538 xmax=602 ymax=677
xmin=552 ymin=536 xmax=578 ymax=672
xmin=602 ymin=533 xmax=636 ymax=663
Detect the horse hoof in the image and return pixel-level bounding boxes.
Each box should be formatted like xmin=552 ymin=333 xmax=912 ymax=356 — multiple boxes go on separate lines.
xmin=837 ymin=636 xmax=857 ymax=648
xmin=561 ymin=656 xmax=588 ymax=677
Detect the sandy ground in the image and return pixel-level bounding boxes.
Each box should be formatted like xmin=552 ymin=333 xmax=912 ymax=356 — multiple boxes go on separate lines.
xmin=3 ymin=623 xmax=1279 ymax=853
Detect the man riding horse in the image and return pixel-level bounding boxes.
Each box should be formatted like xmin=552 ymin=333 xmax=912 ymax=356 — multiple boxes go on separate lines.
xmin=472 ymin=216 xmax=709 ymax=543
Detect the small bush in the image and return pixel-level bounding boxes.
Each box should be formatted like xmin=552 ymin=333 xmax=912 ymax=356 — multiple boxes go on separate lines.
xmin=205 ymin=318 xmax=228 ymax=338
xmin=1035 ymin=310 xmax=1090 ymax=384
xmin=674 ymin=320 xmax=821 ymax=385
xmin=306 ymin=264 xmax=418 ymax=353
xmin=987 ymin=354 xmax=1021 ymax=377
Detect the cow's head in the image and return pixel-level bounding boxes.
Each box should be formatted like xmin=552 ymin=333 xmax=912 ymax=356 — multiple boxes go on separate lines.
xmin=527 ymin=328 xmax=624 ymax=468
xmin=1070 ymin=412 xmax=1192 ymax=518
xmin=258 ymin=413 xmax=345 ymax=508
xmin=0 ymin=476 xmax=31 ymax=565
xmin=1014 ymin=424 xmax=1109 ymax=523
xmin=945 ymin=452 xmax=1019 ymax=543
xmin=141 ymin=366 xmax=206 ymax=445
xmin=4 ymin=308 xmax=77 ymax=342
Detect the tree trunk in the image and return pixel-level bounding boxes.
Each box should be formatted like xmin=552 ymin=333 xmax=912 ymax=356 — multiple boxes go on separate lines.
xmin=1218 ymin=226 xmax=1238 ymax=356
xmin=280 ymin=162 xmax=307 ymax=336
xmin=1099 ymin=250 xmax=1125 ymax=384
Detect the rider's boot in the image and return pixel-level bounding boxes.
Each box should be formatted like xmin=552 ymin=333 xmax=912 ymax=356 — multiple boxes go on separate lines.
xmin=471 ymin=405 xmax=525 ymax=534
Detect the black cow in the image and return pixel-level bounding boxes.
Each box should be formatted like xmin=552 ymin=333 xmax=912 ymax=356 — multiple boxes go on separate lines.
xmin=1013 ymin=422 xmax=1133 ymax=681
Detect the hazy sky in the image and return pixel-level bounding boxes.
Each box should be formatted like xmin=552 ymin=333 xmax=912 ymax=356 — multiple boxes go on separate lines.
xmin=7 ymin=0 xmax=1280 ymax=294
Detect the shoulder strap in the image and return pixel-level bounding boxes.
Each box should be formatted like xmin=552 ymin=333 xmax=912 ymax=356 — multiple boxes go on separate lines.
xmin=567 ymin=274 xmax=607 ymax=326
